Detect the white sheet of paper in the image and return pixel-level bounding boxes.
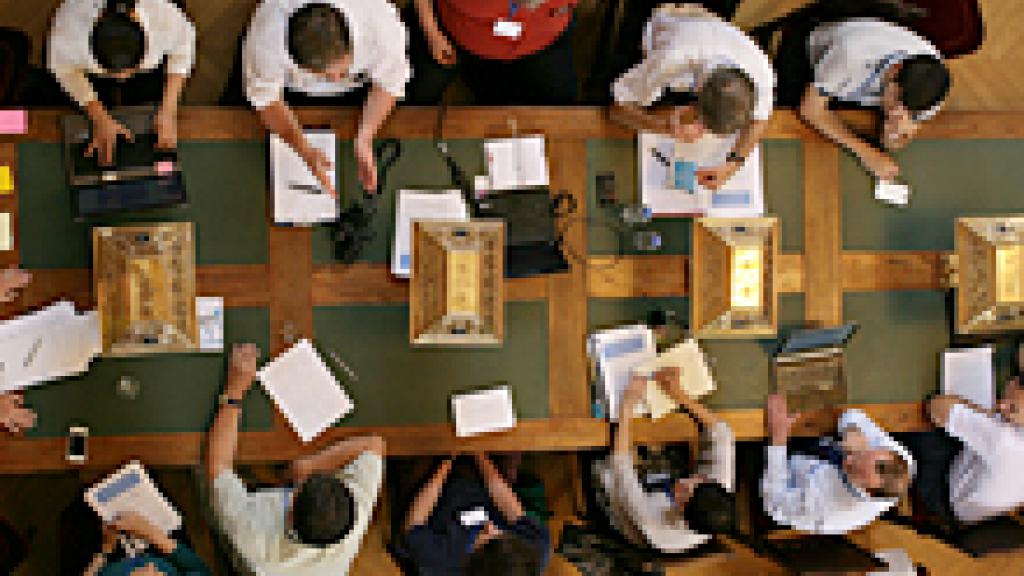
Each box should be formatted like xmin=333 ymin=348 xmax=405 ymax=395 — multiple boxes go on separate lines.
xmin=0 ymin=212 xmax=10 ymax=251
xmin=590 ymin=325 xmax=657 ymax=421
xmin=638 ymin=132 xmax=763 ymax=218
xmin=84 ymin=461 xmax=182 ymax=534
xmin=452 ymin=386 xmax=517 ymax=437
xmin=942 ymin=347 xmax=995 ymax=410
xmin=271 ymin=130 xmax=338 ymax=225
xmin=257 ymin=339 xmax=354 ymax=442
xmin=0 ymin=302 xmax=101 ymax=391
xmin=196 ymin=297 xmax=224 ymax=351
xmin=875 ymin=180 xmax=911 ymax=206
xmin=634 ymin=339 xmax=716 ymax=419
xmin=484 ymin=136 xmax=549 ymax=189
xmin=392 ymin=190 xmax=470 ymax=277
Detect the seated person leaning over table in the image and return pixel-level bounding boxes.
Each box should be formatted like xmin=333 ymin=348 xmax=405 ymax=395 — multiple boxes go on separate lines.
xmin=919 ymin=378 xmax=1024 ymax=527
xmin=238 ymin=0 xmax=411 ymax=196
xmin=205 ymin=343 xmax=385 ymax=576
xmin=83 ymin=512 xmax=211 ymax=576
xmin=609 ymin=2 xmax=775 ymax=191
xmin=593 ymin=368 xmax=736 ymax=552
xmin=48 ymin=0 xmax=196 ymax=165
xmin=400 ymin=452 xmax=549 ymax=575
xmin=761 ymin=394 xmax=915 ymax=534
xmin=0 ymin=267 xmax=36 ymax=435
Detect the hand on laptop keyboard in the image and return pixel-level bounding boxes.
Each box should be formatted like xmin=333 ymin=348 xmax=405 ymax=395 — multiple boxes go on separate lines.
xmin=85 ymin=113 xmax=134 ymax=167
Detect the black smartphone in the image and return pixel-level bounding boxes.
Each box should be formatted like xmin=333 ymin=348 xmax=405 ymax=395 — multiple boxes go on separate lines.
xmin=596 ymin=172 xmax=616 ymax=206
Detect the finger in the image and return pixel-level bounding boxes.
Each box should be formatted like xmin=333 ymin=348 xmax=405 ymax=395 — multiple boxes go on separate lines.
xmin=121 ymin=126 xmax=134 ymax=142
xmin=102 ymin=139 xmax=115 ymax=166
xmin=84 ymin=141 xmax=97 ymax=158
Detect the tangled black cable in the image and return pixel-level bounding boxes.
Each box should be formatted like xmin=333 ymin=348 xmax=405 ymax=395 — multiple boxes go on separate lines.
xmin=329 ymin=138 xmax=402 ymax=264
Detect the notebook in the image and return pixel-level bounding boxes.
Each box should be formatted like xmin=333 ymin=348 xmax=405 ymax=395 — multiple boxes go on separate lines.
xmin=85 ymin=461 xmax=181 ymax=533
xmin=452 ymin=386 xmax=517 ymax=437
xmin=257 ymin=339 xmax=354 ymax=442
xmin=271 ymin=130 xmax=338 ymax=225
xmin=589 ymin=325 xmax=657 ymax=421
xmin=634 ymin=339 xmax=716 ymax=420
xmin=484 ymin=136 xmax=549 ymax=190
xmin=942 ymin=346 xmax=995 ymax=409
xmin=392 ymin=189 xmax=470 ymax=277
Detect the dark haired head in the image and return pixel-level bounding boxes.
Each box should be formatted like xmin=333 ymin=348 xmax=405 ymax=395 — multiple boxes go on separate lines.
xmin=895 ymin=55 xmax=950 ymax=116
xmin=465 ymin=533 xmax=544 ymax=576
xmin=91 ymin=0 xmax=144 ymax=73
xmin=682 ymin=481 xmax=735 ymax=535
xmin=697 ymin=68 xmax=756 ymax=135
xmin=287 ymin=3 xmax=350 ymax=73
xmin=292 ymin=472 xmax=355 ymax=547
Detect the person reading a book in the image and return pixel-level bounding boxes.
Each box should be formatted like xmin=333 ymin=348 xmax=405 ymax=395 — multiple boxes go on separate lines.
xmin=205 ymin=343 xmax=385 ymax=575
xmin=761 ymin=394 xmax=914 ymax=534
xmin=83 ymin=511 xmax=211 ymax=576
xmin=0 ymin=267 xmax=37 ymax=435
xmin=920 ymin=378 xmax=1024 ymax=527
xmin=231 ymin=0 xmax=411 ymax=196
xmin=398 ymin=452 xmax=549 ymax=575
xmin=765 ymin=1 xmax=951 ymax=181
xmin=592 ymin=367 xmax=736 ymax=552
xmin=48 ymin=0 xmax=196 ymax=166
xmin=609 ymin=3 xmax=775 ymax=190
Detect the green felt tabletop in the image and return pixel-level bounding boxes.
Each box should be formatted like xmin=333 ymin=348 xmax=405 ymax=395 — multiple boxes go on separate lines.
xmin=23 ymin=307 xmax=274 ymax=438
xmin=842 ymin=140 xmax=1024 ymax=251
xmin=586 ymin=139 xmax=805 ymax=256
xmin=312 ymin=301 xmax=548 ymax=427
xmin=312 ymin=139 xmax=485 ymax=264
xmin=18 ymin=141 xmax=269 ymax=269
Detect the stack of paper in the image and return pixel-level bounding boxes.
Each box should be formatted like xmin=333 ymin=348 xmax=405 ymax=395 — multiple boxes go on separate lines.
xmin=85 ymin=461 xmax=181 ymax=533
xmin=271 ymin=130 xmax=338 ymax=225
xmin=0 ymin=301 xmax=101 ymax=392
xmin=484 ymin=136 xmax=549 ymax=190
xmin=196 ymin=297 xmax=224 ymax=351
xmin=452 ymin=385 xmax=517 ymax=437
xmin=638 ymin=132 xmax=764 ymax=218
xmin=392 ymin=189 xmax=470 ymax=277
xmin=589 ymin=325 xmax=657 ymax=421
xmin=875 ymin=180 xmax=911 ymax=206
xmin=942 ymin=346 xmax=995 ymax=409
xmin=257 ymin=339 xmax=354 ymax=442
xmin=634 ymin=339 xmax=716 ymax=420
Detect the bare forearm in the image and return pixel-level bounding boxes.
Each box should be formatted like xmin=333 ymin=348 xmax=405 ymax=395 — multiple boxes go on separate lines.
xmin=800 ymin=90 xmax=881 ymax=163
xmin=404 ymin=460 xmax=451 ymax=531
xmin=85 ymin=100 xmax=110 ymax=124
xmin=357 ymin=86 xmax=397 ymax=143
xmin=206 ymin=405 xmax=242 ymax=483
xmin=414 ymin=0 xmax=443 ymax=37
xmin=294 ymin=435 xmax=384 ymax=482
xmin=610 ymin=103 xmax=669 ymax=135
xmin=161 ymin=73 xmax=186 ymax=114
xmin=614 ymin=405 xmax=634 ymax=455
xmin=258 ymin=101 xmax=312 ymax=159
xmin=476 ymin=455 xmax=524 ymax=522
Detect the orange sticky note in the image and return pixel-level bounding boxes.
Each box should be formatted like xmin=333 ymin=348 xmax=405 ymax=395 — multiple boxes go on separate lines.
xmin=0 ymin=166 xmax=11 ymax=194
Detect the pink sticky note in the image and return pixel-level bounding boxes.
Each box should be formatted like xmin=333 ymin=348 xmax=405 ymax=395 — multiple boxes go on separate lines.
xmin=0 ymin=110 xmax=27 ymax=135
xmin=155 ymin=161 xmax=174 ymax=174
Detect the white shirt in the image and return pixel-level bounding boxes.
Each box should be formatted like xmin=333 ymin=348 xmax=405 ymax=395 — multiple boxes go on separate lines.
xmin=612 ymin=10 xmax=775 ymax=122
xmin=808 ymin=18 xmax=943 ymax=119
xmin=211 ymin=452 xmax=383 ymax=576
xmin=48 ymin=0 xmax=196 ymax=108
xmin=761 ymin=409 xmax=916 ymax=535
xmin=243 ymin=0 xmax=411 ymax=109
xmin=596 ymin=421 xmax=735 ymax=552
xmin=945 ymin=403 xmax=1024 ymax=524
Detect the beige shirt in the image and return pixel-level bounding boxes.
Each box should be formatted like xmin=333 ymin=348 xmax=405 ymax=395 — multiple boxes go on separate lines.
xmin=212 ymin=452 xmax=383 ymax=576
xmin=48 ymin=0 xmax=196 ymax=107
xmin=595 ymin=421 xmax=735 ymax=552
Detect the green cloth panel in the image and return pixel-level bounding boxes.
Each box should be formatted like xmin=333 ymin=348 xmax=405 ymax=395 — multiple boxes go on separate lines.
xmin=842 ymin=140 xmax=1024 ymax=251
xmin=587 ymin=139 xmax=805 ymax=256
xmin=312 ymin=139 xmax=485 ymax=264
xmin=23 ymin=307 xmax=274 ymax=437
xmin=587 ymin=294 xmax=806 ymax=410
xmin=312 ymin=301 xmax=548 ymax=427
xmin=18 ymin=142 xmax=269 ymax=269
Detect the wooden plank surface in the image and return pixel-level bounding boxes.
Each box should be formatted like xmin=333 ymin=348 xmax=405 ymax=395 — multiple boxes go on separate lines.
xmin=268 ymin=228 xmax=313 ymax=353
xmin=547 ymin=139 xmax=591 ymax=417
xmin=842 ymin=251 xmax=946 ymax=292
xmin=803 ymin=141 xmax=843 ymax=325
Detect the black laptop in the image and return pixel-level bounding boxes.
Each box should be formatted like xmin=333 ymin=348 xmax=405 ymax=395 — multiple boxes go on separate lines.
xmin=62 ymin=107 xmax=187 ymax=219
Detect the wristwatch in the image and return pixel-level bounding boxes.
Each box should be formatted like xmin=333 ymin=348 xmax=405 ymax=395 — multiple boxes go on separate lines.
xmin=219 ymin=393 xmax=244 ymax=408
xmin=725 ymin=151 xmax=746 ymax=165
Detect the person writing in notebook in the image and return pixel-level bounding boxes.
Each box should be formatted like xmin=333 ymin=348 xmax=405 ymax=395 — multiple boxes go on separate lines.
xmin=593 ymin=367 xmax=736 ymax=552
xmin=205 ymin=343 xmax=385 ymax=575
xmin=82 ymin=511 xmax=211 ymax=576
xmin=0 ymin=267 xmax=36 ymax=435
xmin=609 ymin=3 xmax=775 ymax=190
xmin=922 ymin=377 xmax=1024 ymax=527
xmin=48 ymin=0 xmax=196 ymax=165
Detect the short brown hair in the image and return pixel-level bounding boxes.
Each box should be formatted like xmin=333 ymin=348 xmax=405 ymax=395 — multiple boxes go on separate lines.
xmin=697 ymin=68 xmax=756 ymax=136
xmin=465 ymin=533 xmax=543 ymax=576
xmin=287 ymin=3 xmax=350 ymax=73
xmin=868 ymin=452 xmax=910 ymax=499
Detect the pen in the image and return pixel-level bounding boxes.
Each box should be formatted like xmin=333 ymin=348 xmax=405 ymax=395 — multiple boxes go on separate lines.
xmin=650 ymin=147 xmax=671 ymax=168
xmin=288 ymin=183 xmax=324 ymax=195
xmin=23 ymin=337 xmax=41 ymax=368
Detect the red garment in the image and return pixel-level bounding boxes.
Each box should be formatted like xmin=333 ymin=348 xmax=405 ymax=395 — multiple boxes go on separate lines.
xmin=436 ymin=0 xmax=576 ymax=61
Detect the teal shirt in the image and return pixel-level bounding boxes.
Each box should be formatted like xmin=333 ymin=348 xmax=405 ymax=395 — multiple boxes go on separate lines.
xmin=99 ymin=542 xmax=211 ymax=576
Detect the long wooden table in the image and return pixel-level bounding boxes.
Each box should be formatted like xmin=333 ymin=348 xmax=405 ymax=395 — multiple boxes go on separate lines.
xmin=1 ymin=107 xmax=1021 ymax=473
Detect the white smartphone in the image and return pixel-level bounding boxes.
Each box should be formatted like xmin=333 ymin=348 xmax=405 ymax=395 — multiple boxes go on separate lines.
xmin=67 ymin=426 xmax=88 ymax=463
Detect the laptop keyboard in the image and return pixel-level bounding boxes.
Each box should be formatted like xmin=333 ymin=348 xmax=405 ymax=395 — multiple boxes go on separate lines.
xmin=70 ymin=132 xmax=161 ymax=177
